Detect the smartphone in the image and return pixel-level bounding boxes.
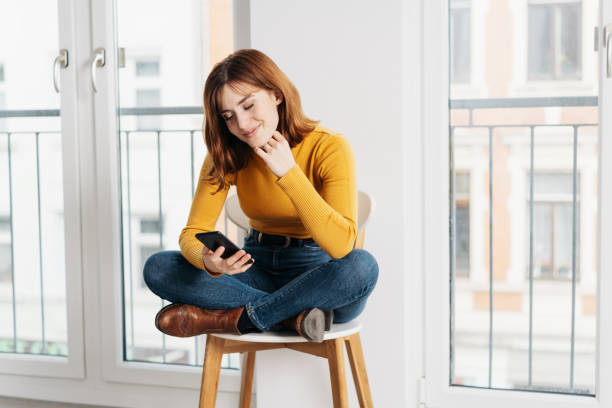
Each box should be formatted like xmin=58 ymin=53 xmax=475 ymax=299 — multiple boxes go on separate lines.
xmin=195 ymin=231 xmax=254 ymax=264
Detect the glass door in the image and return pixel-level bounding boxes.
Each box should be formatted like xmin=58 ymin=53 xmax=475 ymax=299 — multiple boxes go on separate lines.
xmin=425 ymin=0 xmax=612 ymax=407
xmin=90 ymin=0 xmax=248 ymax=389
xmin=0 ymin=0 xmax=85 ymax=378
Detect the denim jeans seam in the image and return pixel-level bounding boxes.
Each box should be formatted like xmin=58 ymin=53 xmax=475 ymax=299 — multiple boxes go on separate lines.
xmin=245 ymin=303 xmax=266 ymax=331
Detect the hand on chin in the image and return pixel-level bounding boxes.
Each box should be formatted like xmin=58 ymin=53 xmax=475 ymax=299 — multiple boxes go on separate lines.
xmin=254 ymin=132 xmax=273 ymax=148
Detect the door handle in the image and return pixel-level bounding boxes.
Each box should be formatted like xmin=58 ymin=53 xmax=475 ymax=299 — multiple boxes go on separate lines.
xmin=53 ymin=49 xmax=69 ymax=93
xmin=91 ymin=48 xmax=106 ymax=93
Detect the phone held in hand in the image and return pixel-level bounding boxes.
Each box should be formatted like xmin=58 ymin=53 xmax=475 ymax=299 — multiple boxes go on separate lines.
xmin=195 ymin=231 xmax=254 ymax=264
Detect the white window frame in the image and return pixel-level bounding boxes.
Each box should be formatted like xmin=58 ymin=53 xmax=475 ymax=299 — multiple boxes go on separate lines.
xmin=0 ymin=0 xmax=86 ymax=381
xmin=424 ymin=0 xmax=612 ymax=407
xmin=91 ymin=0 xmax=244 ymax=394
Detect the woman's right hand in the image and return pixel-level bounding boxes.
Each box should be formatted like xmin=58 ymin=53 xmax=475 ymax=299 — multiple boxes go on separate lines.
xmin=202 ymin=245 xmax=253 ymax=275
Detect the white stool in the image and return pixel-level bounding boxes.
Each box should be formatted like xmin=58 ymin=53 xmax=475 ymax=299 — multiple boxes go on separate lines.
xmin=198 ymin=320 xmax=373 ymax=408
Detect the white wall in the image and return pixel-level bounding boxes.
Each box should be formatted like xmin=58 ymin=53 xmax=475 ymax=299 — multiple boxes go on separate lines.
xmin=249 ymin=1 xmax=423 ymax=406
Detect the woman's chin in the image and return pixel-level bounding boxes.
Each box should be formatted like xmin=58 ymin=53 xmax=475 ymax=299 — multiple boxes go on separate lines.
xmin=253 ymin=133 xmax=273 ymax=148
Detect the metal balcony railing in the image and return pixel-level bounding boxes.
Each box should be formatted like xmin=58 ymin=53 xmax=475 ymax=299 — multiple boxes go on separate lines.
xmin=449 ymin=96 xmax=597 ymax=394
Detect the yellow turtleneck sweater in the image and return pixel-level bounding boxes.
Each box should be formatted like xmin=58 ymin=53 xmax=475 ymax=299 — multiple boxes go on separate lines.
xmin=179 ymin=126 xmax=357 ymax=277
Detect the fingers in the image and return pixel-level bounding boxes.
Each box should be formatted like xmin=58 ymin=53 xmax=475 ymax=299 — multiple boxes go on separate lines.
xmin=272 ymin=131 xmax=286 ymax=143
xmin=213 ymin=245 xmax=225 ymax=257
xmin=203 ymin=245 xmax=253 ymax=275
xmin=226 ymin=249 xmax=250 ymax=265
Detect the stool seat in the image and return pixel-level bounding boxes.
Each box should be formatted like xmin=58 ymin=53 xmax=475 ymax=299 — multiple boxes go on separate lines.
xmin=212 ymin=320 xmax=362 ymax=343
xmin=199 ymin=321 xmax=372 ymax=407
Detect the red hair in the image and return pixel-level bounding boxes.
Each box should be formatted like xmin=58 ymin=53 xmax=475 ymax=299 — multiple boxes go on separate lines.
xmin=202 ymin=49 xmax=318 ymax=192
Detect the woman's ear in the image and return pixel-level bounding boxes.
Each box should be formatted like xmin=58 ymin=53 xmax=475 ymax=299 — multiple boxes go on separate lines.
xmin=274 ymin=89 xmax=284 ymax=105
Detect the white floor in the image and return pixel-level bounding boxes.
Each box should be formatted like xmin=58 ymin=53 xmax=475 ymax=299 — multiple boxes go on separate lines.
xmin=0 ymin=397 xmax=108 ymax=408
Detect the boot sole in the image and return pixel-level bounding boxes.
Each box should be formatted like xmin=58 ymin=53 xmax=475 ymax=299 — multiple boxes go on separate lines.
xmin=300 ymin=308 xmax=325 ymax=342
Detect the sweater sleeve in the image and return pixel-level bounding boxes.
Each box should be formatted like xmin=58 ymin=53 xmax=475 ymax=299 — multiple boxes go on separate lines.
xmin=178 ymin=153 xmax=230 ymax=277
xmin=276 ymin=136 xmax=358 ymax=258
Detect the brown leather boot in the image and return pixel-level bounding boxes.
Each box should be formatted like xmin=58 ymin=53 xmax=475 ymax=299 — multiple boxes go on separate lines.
xmin=282 ymin=308 xmax=325 ymax=342
xmin=155 ymin=303 xmax=243 ymax=337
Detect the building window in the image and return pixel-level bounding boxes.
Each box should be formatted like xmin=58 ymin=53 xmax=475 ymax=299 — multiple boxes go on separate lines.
xmin=140 ymin=218 xmax=162 ymax=234
xmin=0 ymin=243 xmax=11 ymax=283
xmin=0 ymin=216 xmax=9 ymax=231
xmin=450 ymin=0 xmax=471 ymax=83
xmin=135 ymin=60 xmax=160 ymax=77
xmin=135 ymin=216 xmax=162 ymax=288
xmin=454 ymin=172 xmax=470 ymax=277
xmin=133 ymin=57 xmax=161 ymax=130
xmin=138 ymin=245 xmax=160 ymax=288
xmin=0 ymin=63 xmax=5 ymax=131
xmin=528 ymin=1 xmax=582 ymax=80
xmin=136 ymin=89 xmax=161 ymax=130
xmin=528 ymin=173 xmax=580 ymax=280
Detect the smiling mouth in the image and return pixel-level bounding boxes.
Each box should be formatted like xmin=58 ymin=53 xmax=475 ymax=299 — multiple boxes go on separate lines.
xmin=244 ymin=124 xmax=260 ymax=138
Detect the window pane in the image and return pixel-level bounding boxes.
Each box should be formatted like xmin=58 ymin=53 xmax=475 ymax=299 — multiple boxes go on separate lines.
xmin=140 ymin=218 xmax=161 ymax=234
xmin=135 ymin=89 xmax=160 ymax=129
xmin=533 ymin=203 xmax=552 ymax=278
xmin=554 ymin=203 xmax=579 ymax=279
xmin=528 ymin=5 xmax=554 ymax=78
xmin=455 ymin=204 xmax=470 ymax=275
xmin=560 ymin=4 xmax=581 ymax=77
xmin=0 ymin=243 xmax=11 ymax=282
xmin=533 ymin=173 xmax=575 ymax=196
xmin=135 ymin=60 xmax=160 ymax=77
xmin=450 ymin=4 xmax=471 ymax=83
xmin=116 ymin=0 xmax=239 ymax=369
xmin=450 ymin=0 xmax=596 ymax=395
xmin=0 ymin=0 xmax=68 ymax=358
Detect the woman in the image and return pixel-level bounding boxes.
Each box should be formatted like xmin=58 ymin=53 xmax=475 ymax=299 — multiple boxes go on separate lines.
xmin=143 ymin=49 xmax=378 ymax=343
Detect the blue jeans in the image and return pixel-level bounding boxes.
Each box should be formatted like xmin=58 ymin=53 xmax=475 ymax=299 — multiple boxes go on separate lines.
xmin=143 ymin=232 xmax=379 ymax=331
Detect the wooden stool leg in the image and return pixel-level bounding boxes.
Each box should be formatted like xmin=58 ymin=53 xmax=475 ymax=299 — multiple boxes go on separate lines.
xmin=239 ymin=352 xmax=256 ymax=408
xmin=326 ymin=338 xmax=349 ymax=408
xmin=345 ymin=333 xmax=373 ymax=408
xmin=199 ymin=335 xmax=225 ymax=408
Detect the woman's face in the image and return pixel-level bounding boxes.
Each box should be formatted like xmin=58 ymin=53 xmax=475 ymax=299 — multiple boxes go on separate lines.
xmin=218 ymin=82 xmax=282 ymax=148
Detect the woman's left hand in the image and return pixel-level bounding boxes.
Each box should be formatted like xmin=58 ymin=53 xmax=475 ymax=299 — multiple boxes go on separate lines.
xmin=253 ymin=131 xmax=296 ymax=178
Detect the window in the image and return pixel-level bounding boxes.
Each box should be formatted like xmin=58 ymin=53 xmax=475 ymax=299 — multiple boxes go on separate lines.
xmin=138 ymin=245 xmax=160 ymax=288
xmin=0 ymin=216 xmax=9 ymax=232
xmin=0 ymin=244 xmax=11 ymax=283
xmin=133 ymin=58 xmax=161 ymax=130
xmin=140 ymin=218 xmax=161 ymax=234
xmin=0 ymin=216 xmax=10 ymax=283
xmin=135 ymin=216 xmax=162 ymax=288
xmin=528 ymin=173 xmax=580 ymax=280
xmin=454 ymin=172 xmax=470 ymax=277
xmin=135 ymin=60 xmax=160 ymax=77
xmin=0 ymin=63 xmax=5 ymax=131
xmin=450 ymin=0 xmax=471 ymax=83
xmin=528 ymin=1 xmax=582 ymax=80
xmin=135 ymin=89 xmax=161 ymax=130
